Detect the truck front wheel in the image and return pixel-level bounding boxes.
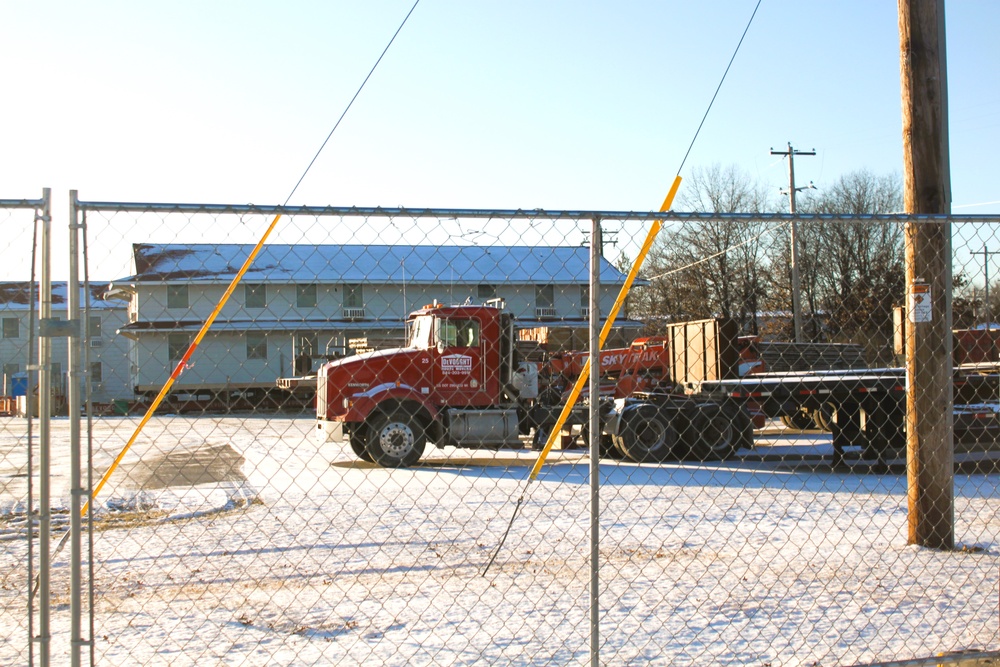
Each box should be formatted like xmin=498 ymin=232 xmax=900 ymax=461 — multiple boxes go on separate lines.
xmin=613 ymin=404 xmax=677 ymax=463
xmin=366 ymin=410 xmax=426 ymax=468
xmin=349 ymin=426 xmax=374 ymax=463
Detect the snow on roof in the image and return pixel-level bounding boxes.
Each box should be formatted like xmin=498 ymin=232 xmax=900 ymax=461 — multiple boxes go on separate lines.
xmin=117 ymin=243 xmax=636 ymax=285
xmin=0 ymin=281 xmax=123 ymax=310
xmin=116 ymin=316 xmax=643 ymax=335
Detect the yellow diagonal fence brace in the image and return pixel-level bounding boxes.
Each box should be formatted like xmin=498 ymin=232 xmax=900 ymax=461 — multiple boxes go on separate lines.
xmin=82 ymin=213 xmax=285 ymax=516
xmin=527 ymin=175 xmax=681 ymax=481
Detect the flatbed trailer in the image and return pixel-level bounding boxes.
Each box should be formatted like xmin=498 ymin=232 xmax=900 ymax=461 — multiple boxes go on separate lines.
xmin=693 ymin=367 xmax=1000 ymax=465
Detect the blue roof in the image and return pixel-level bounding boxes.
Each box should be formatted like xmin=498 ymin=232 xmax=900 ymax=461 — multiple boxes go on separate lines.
xmin=0 ymin=281 xmax=122 ymax=310
xmin=118 ymin=244 xmax=636 ymax=285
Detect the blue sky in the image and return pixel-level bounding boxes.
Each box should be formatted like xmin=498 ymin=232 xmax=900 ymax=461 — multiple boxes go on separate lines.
xmin=2 ymin=1 xmax=998 ymax=275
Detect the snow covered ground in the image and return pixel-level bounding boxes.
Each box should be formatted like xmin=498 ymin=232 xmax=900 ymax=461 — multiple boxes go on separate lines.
xmin=1 ymin=415 xmax=998 ymax=666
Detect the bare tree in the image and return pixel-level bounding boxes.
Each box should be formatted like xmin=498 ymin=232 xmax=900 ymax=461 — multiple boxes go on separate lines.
xmin=635 ymin=165 xmax=780 ymax=334
xmin=793 ymin=170 xmax=905 ymax=361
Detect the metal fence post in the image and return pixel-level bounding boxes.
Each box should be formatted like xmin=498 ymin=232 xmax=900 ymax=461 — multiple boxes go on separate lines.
xmin=589 ymin=216 xmax=601 ymax=667
xmin=68 ymin=190 xmax=84 ymax=667
xmin=37 ymin=187 xmax=52 ymax=667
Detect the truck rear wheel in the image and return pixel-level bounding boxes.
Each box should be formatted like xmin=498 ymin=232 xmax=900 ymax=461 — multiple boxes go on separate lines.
xmin=366 ymin=410 xmax=426 ymax=468
xmin=684 ymin=404 xmax=737 ymax=462
xmin=613 ymin=404 xmax=677 ymax=463
xmin=581 ymin=423 xmax=619 ymax=458
xmin=812 ymin=404 xmax=834 ymax=432
xmin=780 ymin=410 xmax=815 ymax=430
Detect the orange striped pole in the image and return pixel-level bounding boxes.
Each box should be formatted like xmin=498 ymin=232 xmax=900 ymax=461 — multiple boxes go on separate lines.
xmin=528 ymin=176 xmax=682 ymax=480
xmin=84 ymin=213 xmax=284 ymax=514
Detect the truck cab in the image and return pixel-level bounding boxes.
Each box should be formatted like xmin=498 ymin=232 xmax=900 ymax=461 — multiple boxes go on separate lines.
xmin=316 ymin=301 xmax=530 ymax=467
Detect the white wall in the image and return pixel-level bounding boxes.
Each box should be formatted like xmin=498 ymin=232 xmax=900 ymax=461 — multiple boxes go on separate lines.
xmin=126 ymin=280 xmax=627 ymax=393
xmin=0 ymin=306 xmax=132 ymax=402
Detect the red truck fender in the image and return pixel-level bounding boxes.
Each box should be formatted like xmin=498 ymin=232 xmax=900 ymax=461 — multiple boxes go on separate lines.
xmin=344 ymin=382 xmax=441 ymax=427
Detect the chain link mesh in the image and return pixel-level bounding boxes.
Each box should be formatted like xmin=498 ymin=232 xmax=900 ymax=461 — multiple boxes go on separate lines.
xmin=0 ymin=200 xmax=44 ymax=667
xmin=1 ymin=198 xmax=998 ymax=665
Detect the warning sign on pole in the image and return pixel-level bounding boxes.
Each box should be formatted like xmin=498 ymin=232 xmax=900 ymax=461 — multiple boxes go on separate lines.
xmin=909 ymin=282 xmax=932 ymax=323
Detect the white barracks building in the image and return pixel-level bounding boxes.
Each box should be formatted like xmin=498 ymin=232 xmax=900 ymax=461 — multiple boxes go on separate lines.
xmin=105 ymin=243 xmax=643 ymax=401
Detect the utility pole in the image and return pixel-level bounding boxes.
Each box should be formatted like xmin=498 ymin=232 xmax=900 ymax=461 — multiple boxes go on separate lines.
xmin=900 ymin=0 xmax=954 ymax=550
xmin=770 ymin=142 xmax=815 ymax=343
xmin=970 ymin=247 xmax=999 ymax=327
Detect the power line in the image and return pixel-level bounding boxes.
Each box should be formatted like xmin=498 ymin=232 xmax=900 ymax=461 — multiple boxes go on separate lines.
xmin=675 ymin=0 xmax=764 ymax=179
xmin=284 ymin=0 xmax=421 ymax=206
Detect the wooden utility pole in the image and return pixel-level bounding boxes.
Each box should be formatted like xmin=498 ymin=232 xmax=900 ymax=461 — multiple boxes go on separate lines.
xmin=770 ymin=143 xmax=815 ymax=344
xmin=899 ymin=0 xmax=954 ymax=550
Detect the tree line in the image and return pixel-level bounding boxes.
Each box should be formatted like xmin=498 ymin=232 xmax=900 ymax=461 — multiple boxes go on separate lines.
xmin=629 ymin=165 xmax=906 ymax=364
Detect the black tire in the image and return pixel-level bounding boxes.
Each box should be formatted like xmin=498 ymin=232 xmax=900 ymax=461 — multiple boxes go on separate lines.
xmin=349 ymin=426 xmax=374 ymax=462
xmin=780 ymin=410 xmax=815 ymax=430
xmin=581 ymin=423 xmax=619 ymax=458
xmin=365 ymin=409 xmax=427 ymax=468
xmin=724 ymin=401 xmax=755 ymax=453
xmin=684 ymin=404 xmax=737 ymax=462
xmin=612 ymin=404 xmax=678 ymax=463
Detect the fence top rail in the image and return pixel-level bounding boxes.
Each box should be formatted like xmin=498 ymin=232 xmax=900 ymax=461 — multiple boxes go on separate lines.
xmin=0 ymin=197 xmax=47 ymax=210
xmin=72 ymin=199 xmax=1000 ymax=224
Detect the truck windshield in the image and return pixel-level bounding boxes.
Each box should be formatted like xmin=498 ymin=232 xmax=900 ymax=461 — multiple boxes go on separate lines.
xmin=408 ymin=315 xmax=434 ymax=349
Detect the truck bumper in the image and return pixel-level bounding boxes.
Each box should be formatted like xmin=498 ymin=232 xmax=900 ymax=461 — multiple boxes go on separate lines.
xmin=316 ymin=419 xmax=344 ymax=443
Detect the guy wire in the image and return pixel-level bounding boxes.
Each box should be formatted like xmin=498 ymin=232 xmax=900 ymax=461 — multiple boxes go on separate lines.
xmin=482 ymin=1 xmax=766 ymax=576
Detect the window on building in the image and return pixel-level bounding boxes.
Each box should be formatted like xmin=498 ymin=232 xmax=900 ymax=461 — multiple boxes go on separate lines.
xmin=535 ymin=284 xmax=557 ymax=318
xmin=168 ymin=333 xmax=191 ymax=361
xmin=536 ymin=285 xmax=555 ymax=308
xmin=477 ymin=284 xmax=497 ymax=301
xmin=90 ymin=362 xmax=103 ymax=385
xmin=246 ymin=333 xmax=268 ymax=360
xmin=88 ymin=316 xmax=102 ymax=338
xmin=244 ymin=284 xmax=266 ymax=309
xmin=166 ymin=285 xmax=189 ymax=309
xmin=580 ymin=285 xmax=590 ymax=314
xmin=343 ymin=284 xmax=364 ymax=309
xmin=296 ymin=284 xmax=318 ymax=308
xmin=2 ymin=317 xmax=19 ymax=338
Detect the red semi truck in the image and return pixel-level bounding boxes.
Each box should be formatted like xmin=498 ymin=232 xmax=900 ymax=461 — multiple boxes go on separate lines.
xmin=313 ymin=301 xmax=752 ymax=467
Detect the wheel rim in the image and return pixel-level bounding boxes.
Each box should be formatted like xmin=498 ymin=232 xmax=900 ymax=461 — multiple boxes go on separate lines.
xmin=378 ymin=420 xmax=416 ymax=459
xmin=700 ymin=416 xmax=734 ymax=457
xmin=633 ymin=416 xmax=669 ymax=455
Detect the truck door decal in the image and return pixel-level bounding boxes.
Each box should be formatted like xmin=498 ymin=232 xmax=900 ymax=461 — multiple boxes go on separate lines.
xmin=441 ymin=354 xmax=474 ymax=375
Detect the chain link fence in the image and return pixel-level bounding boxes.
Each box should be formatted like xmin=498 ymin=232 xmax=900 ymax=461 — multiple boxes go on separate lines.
xmin=1 ymin=191 xmax=49 ymax=667
xmin=1 ymin=194 xmax=998 ymax=665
